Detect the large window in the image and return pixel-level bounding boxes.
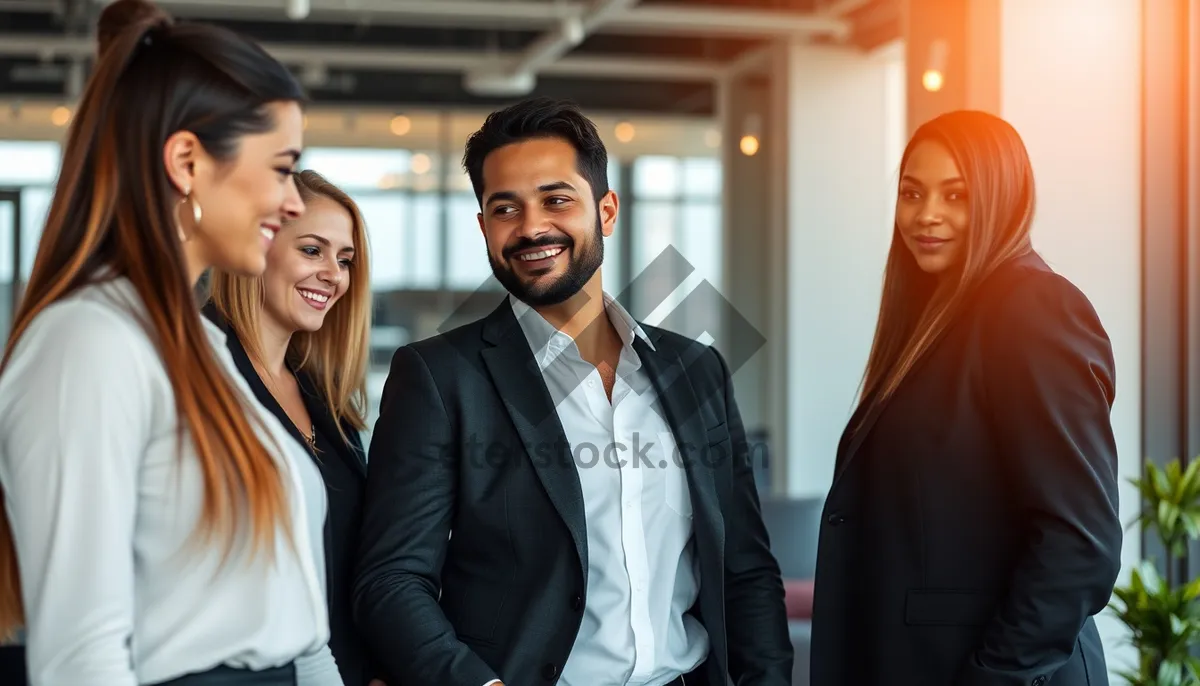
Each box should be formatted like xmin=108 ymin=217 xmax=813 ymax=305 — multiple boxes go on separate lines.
xmin=0 ymin=141 xmax=60 ymax=340
xmin=300 ymin=147 xmax=452 ymax=292
xmin=627 ymin=156 xmax=723 ymax=330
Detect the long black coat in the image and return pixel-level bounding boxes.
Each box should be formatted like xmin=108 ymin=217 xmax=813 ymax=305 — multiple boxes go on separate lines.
xmin=810 ymin=251 xmax=1122 ymax=686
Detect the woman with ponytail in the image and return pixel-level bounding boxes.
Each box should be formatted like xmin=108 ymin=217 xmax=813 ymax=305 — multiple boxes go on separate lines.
xmin=809 ymin=111 xmax=1123 ymax=686
xmin=0 ymin=1 xmax=343 ymax=684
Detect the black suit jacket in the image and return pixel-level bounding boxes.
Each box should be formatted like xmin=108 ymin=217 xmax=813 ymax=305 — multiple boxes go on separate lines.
xmin=353 ymin=298 xmax=793 ymax=686
xmin=201 ymin=304 xmax=373 ymax=686
xmin=810 ymin=252 xmax=1122 ymax=686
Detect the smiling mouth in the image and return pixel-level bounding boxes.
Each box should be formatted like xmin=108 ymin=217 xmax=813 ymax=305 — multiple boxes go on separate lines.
xmin=515 ymin=246 xmax=566 ymax=262
xmin=298 ymin=288 xmax=330 ymax=307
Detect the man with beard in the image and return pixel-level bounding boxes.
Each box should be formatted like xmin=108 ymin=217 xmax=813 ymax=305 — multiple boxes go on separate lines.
xmin=353 ymin=97 xmax=793 ymax=686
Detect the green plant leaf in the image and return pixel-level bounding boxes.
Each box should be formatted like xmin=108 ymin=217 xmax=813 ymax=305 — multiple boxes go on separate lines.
xmin=1118 ymin=457 xmax=1200 ymax=686
xmin=1159 ymin=659 xmax=1184 ymax=686
xmin=1160 ymin=500 xmax=1181 ymax=532
xmin=1182 ymin=512 xmax=1200 ymax=540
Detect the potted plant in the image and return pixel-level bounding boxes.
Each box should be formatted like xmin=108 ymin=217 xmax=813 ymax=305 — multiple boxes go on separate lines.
xmin=1109 ymin=458 xmax=1200 ymax=686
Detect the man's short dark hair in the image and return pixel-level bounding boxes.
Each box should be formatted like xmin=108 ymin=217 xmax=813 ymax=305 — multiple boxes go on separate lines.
xmin=462 ymin=97 xmax=610 ymax=207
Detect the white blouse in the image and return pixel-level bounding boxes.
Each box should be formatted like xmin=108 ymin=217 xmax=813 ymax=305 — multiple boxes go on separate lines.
xmin=0 ymin=278 xmax=342 ymax=686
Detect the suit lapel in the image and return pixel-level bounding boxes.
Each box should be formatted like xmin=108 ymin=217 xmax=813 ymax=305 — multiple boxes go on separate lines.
xmin=201 ymin=303 xmax=366 ymax=480
xmin=298 ymin=372 xmax=368 ymax=479
xmin=480 ymin=302 xmax=589 ymax=578
xmin=634 ymin=335 xmax=723 ymax=553
xmin=830 ymin=390 xmax=888 ymax=490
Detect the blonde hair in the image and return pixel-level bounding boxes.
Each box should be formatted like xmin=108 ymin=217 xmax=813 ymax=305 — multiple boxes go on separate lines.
xmin=209 ymin=169 xmax=372 ymax=442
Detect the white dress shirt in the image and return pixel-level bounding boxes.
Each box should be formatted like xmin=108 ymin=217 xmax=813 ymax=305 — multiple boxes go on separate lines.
xmin=0 ymin=277 xmax=341 ymax=686
xmin=503 ymin=294 xmax=710 ymax=686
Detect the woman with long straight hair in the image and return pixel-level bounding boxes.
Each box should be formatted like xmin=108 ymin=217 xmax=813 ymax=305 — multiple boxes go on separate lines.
xmin=810 ymin=110 xmax=1122 ymax=686
xmin=0 ymin=1 xmax=343 ymax=684
xmin=204 ymin=170 xmax=376 ymax=686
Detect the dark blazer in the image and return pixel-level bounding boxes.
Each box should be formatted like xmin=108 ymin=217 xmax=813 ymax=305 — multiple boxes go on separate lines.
xmin=810 ymin=251 xmax=1122 ymax=686
xmin=353 ymin=298 xmax=793 ymax=686
xmin=201 ymin=304 xmax=373 ymax=686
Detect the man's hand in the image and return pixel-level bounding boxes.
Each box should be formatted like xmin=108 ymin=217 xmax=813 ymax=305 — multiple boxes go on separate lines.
xmin=368 ymin=680 xmax=387 ymax=686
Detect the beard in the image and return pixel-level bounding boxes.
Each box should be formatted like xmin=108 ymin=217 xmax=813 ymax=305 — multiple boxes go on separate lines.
xmin=488 ymin=216 xmax=605 ymax=308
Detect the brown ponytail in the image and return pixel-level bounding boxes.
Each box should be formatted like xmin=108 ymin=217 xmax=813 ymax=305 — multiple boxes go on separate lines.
xmin=0 ymin=0 xmax=308 ymax=638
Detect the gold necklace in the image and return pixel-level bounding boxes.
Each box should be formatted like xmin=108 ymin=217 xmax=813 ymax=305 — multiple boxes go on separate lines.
xmin=255 ymin=361 xmax=316 ymax=453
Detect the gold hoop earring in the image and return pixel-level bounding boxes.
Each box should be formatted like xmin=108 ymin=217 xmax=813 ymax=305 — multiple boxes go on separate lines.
xmin=191 ymin=193 xmax=203 ymax=226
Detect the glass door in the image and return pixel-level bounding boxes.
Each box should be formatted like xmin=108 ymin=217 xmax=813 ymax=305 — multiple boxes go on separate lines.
xmin=0 ymin=189 xmax=20 ymax=341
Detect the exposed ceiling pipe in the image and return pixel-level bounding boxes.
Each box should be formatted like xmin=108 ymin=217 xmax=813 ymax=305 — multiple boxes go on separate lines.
xmin=718 ymin=0 xmax=873 ymax=80
xmin=0 ymin=1 xmax=61 ymax=11
xmin=821 ymin=0 xmax=874 ymax=16
xmin=606 ymin=5 xmax=850 ymax=40
xmin=137 ymin=0 xmax=851 ymax=40
xmin=0 ymin=34 xmax=724 ymax=82
xmin=509 ymin=0 xmax=638 ymax=76
xmin=462 ymin=0 xmax=639 ymax=97
xmin=285 ymin=0 xmax=310 ymax=21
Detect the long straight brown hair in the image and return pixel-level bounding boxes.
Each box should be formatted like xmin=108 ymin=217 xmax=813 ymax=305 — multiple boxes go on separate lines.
xmin=858 ymin=110 xmax=1037 ymax=415
xmin=0 ymin=0 xmax=307 ymax=638
xmin=208 ymin=170 xmax=373 ymax=444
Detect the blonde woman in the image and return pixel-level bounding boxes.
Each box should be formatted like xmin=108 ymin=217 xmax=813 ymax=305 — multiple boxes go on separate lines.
xmin=204 ymin=169 xmax=377 ymax=686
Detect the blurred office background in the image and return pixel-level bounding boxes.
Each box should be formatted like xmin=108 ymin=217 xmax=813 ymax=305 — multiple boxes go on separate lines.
xmin=1 ymin=0 xmax=1198 ymax=682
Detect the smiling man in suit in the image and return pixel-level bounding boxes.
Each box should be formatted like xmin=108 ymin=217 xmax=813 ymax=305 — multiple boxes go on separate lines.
xmin=353 ymin=96 xmax=792 ymax=686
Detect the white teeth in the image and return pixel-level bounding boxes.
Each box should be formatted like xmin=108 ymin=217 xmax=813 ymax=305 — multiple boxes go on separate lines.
xmin=518 ymin=247 xmax=564 ymax=262
xmin=299 ymin=289 xmax=329 ymax=303
xmin=260 ymin=228 xmax=275 ymax=241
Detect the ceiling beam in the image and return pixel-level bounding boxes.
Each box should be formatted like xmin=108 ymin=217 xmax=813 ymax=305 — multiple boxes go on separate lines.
xmin=0 ymin=33 xmax=725 ymax=82
xmin=508 ymin=0 xmax=639 ymax=77
xmin=133 ymin=0 xmax=851 ymax=40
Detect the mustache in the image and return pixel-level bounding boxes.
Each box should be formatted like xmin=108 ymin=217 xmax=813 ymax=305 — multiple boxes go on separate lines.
xmin=502 ymin=236 xmax=572 ymax=260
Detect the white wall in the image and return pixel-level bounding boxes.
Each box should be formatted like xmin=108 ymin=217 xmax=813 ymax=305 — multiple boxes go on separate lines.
xmin=783 ymin=41 xmax=906 ymax=498
xmin=999 ymin=0 xmax=1143 ymax=674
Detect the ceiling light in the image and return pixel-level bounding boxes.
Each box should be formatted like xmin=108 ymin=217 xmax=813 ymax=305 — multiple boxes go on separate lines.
xmin=739 ymin=113 xmax=762 ymax=156
xmin=410 ymin=153 xmax=432 ymax=176
xmin=614 ymin=121 xmax=635 ymax=143
xmin=390 ymin=115 xmax=411 ymax=136
xmin=922 ymin=69 xmax=944 ymax=92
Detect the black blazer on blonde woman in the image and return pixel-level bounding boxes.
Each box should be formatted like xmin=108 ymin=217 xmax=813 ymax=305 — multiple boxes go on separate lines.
xmin=810 ymin=251 xmax=1122 ymax=686
xmin=201 ymin=303 xmax=373 ymax=686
